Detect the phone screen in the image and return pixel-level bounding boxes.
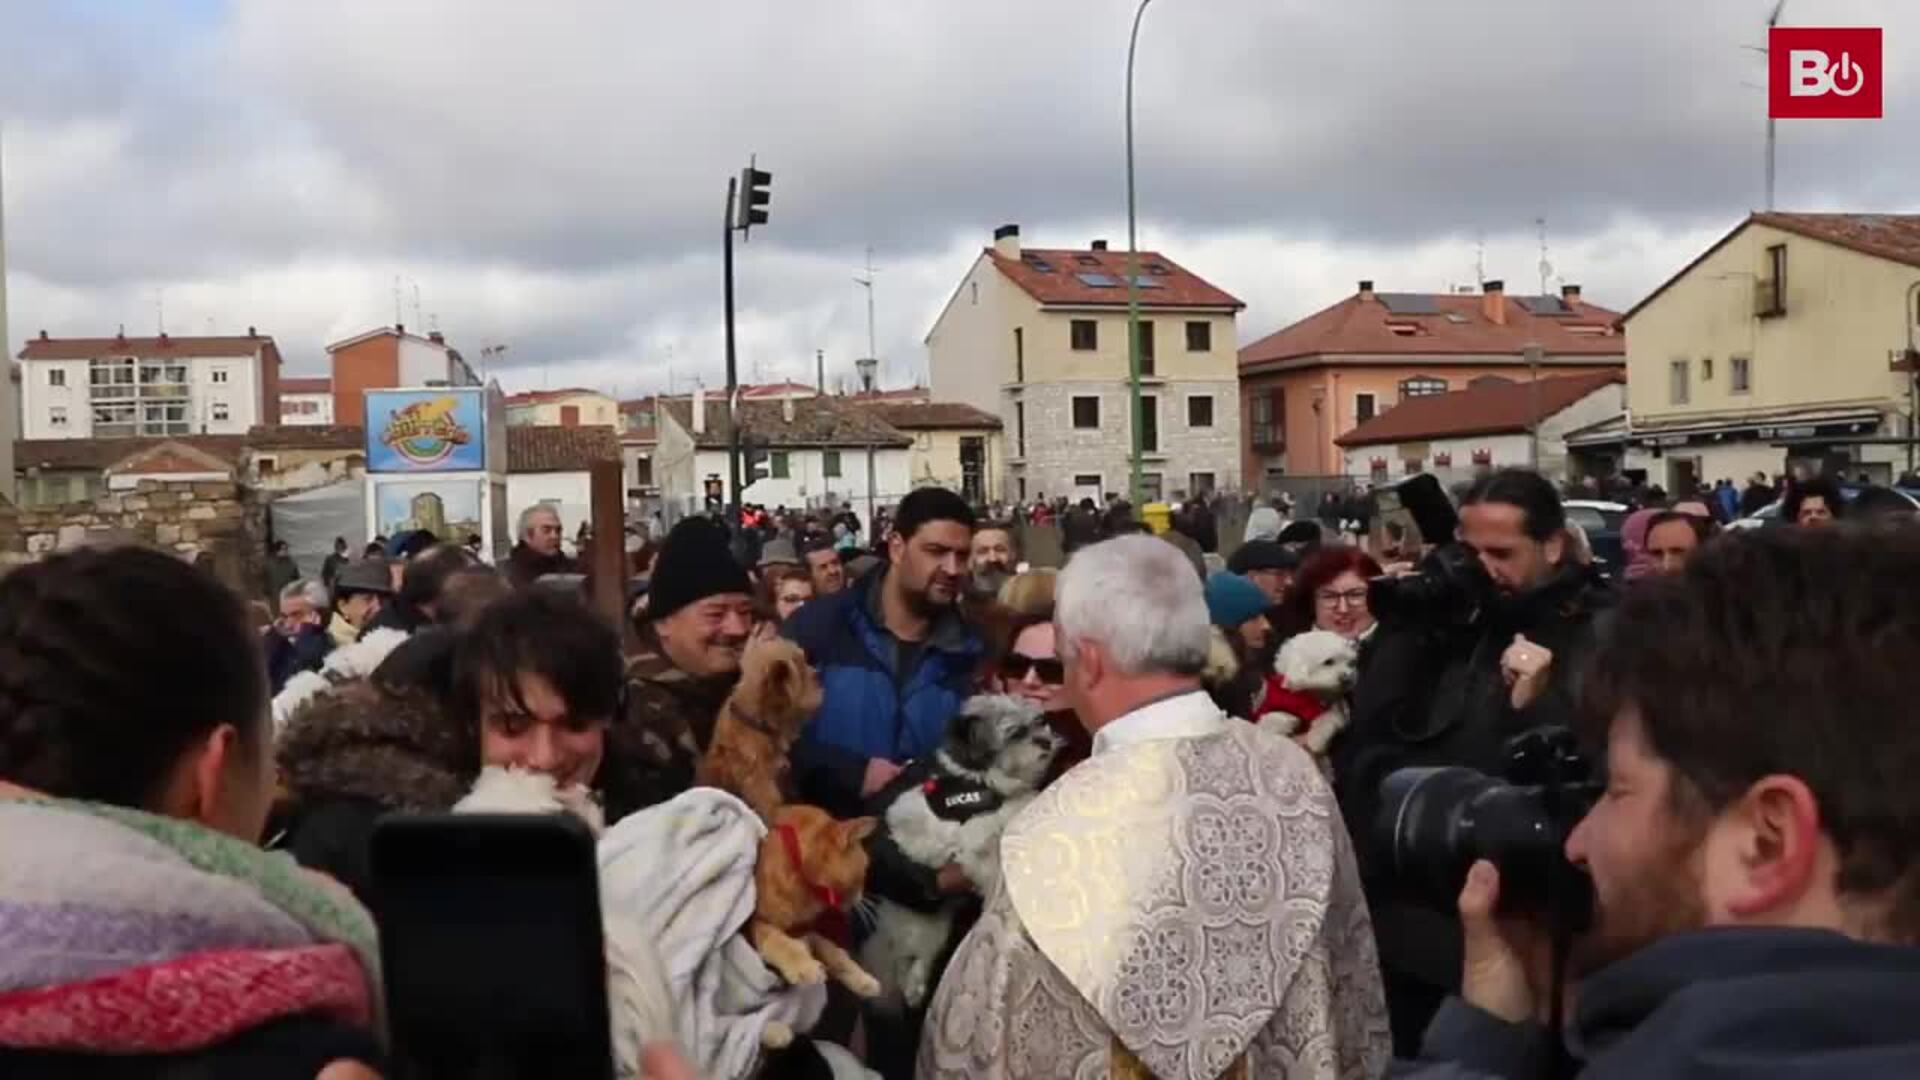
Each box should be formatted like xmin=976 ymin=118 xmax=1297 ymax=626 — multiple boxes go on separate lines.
xmin=371 ymin=813 xmax=613 ymax=1080
xmin=1370 ymin=488 xmax=1424 ymax=562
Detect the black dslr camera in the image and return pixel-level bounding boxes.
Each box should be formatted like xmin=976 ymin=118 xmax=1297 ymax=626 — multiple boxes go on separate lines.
xmin=1372 ymin=727 xmax=1600 ymax=928
xmin=1367 ymin=542 xmax=1491 ymax=628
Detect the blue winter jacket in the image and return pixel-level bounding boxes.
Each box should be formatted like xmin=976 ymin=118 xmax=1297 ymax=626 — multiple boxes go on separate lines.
xmin=782 ymin=568 xmax=982 ymax=818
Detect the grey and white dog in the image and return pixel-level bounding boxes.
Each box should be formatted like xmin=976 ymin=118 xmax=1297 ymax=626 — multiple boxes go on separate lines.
xmin=858 ymin=693 xmax=1060 ymax=1013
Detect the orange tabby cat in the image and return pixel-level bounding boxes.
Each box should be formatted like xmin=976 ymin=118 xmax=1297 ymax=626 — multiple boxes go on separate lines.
xmin=748 ymin=804 xmax=882 ymax=998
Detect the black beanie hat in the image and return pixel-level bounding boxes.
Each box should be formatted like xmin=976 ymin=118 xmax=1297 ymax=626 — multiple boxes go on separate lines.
xmin=647 ymin=517 xmax=753 ymax=621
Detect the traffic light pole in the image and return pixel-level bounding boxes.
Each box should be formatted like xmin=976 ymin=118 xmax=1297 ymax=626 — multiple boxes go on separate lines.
xmin=723 ymin=174 xmax=742 ymax=519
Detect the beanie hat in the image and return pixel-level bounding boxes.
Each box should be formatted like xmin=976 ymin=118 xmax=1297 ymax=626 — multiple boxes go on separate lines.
xmin=1204 ymin=571 xmax=1270 ymax=630
xmin=1227 ymin=539 xmax=1298 ymax=575
xmin=647 ymin=517 xmax=753 ymax=621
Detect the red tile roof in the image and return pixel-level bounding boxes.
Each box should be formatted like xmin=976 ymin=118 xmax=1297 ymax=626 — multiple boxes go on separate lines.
xmin=852 ymin=401 xmax=1002 ymax=430
xmin=281 ymin=376 xmax=331 ymax=394
xmin=506 ymin=424 xmax=621 ymax=473
xmin=15 ymin=435 xmax=248 ymax=472
xmin=847 ymin=386 xmax=931 ymax=403
xmin=1335 ymin=371 xmax=1625 ymax=447
xmin=245 ymin=424 xmax=366 ymax=451
xmin=1621 ymin=212 xmax=1920 ymax=323
xmin=18 ymin=334 xmax=274 ymax=361
xmin=989 ymin=249 xmax=1243 ymax=310
xmin=1242 ymin=289 xmax=1624 ymax=371
xmin=106 ymin=441 xmax=236 ymax=478
xmin=660 ymin=396 xmax=912 ymax=450
xmin=740 ymin=381 xmax=818 ymax=399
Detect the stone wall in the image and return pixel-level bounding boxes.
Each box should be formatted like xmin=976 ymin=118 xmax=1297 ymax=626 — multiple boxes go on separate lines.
xmin=1007 ymin=379 xmax=1243 ymax=500
xmin=0 ymin=479 xmax=268 ymax=596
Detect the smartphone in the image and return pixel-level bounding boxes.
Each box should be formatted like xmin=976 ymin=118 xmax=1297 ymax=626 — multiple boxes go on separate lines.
xmin=371 ymin=813 xmax=613 ymax=1080
xmin=1369 ymin=486 xmax=1423 ymax=562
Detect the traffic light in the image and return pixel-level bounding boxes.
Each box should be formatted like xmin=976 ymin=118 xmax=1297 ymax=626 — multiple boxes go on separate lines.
xmin=736 ymin=166 xmax=772 ymax=234
xmin=744 ymin=436 xmax=771 ymax=488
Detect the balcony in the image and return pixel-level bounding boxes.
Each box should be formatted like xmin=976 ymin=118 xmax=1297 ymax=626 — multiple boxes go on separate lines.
xmin=1754 ymin=279 xmax=1784 ymax=319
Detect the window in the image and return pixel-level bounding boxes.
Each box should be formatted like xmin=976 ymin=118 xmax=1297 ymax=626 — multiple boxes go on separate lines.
xmin=824 ymin=450 xmax=842 ymax=478
xmin=1072 ymin=395 xmax=1100 ymax=429
xmin=87 ymin=357 xmax=189 ymax=435
xmin=1187 ymin=395 xmax=1214 ymax=428
xmin=1137 ymin=320 xmax=1155 ymax=376
xmin=1070 ymin=319 xmax=1097 ymax=351
xmin=1142 ymin=473 xmax=1164 ymax=503
xmin=1015 ymin=401 xmax=1026 ymax=457
xmin=49 ymin=406 xmax=67 ymax=428
xmin=1017 ymin=477 xmax=1028 ymax=500
xmin=771 ymin=451 xmax=791 ymax=480
xmin=1400 ymin=376 xmax=1448 ymax=399
xmin=970 ymin=281 xmax=979 ymax=305
xmin=1250 ymin=388 xmax=1284 ymax=448
xmin=212 ymin=368 xmax=230 ymax=384
xmin=1073 ymin=473 xmax=1102 ymax=490
xmin=1758 ymin=243 xmax=1788 ymax=317
xmin=211 ymin=402 xmax=230 ymax=422
xmin=1189 ymin=471 xmax=1216 ymax=495
xmin=1013 ymin=327 xmax=1024 ymax=382
xmin=633 ymin=457 xmax=654 ymax=486
xmin=1701 ymin=357 xmax=1714 ymax=381
xmin=1356 ymin=392 xmax=1378 ymax=424
xmin=1669 ymin=359 xmax=1690 ymax=405
xmin=48 ymin=369 xmax=65 ymax=388
xmin=256 ymin=455 xmax=278 ymax=475
xmin=1140 ymin=395 xmax=1158 ymax=453
xmin=1731 ymin=355 xmax=1752 ymax=394
xmin=1185 ymin=321 xmax=1211 ymax=352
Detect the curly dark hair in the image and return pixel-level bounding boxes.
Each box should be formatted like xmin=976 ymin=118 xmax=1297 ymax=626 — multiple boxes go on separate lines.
xmin=1781 ymin=475 xmax=1845 ymax=526
xmin=450 ymin=589 xmax=624 ymax=737
xmin=0 ymin=546 xmax=266 ymax=808
xmin=1582 ymin=525 xmax=1920 ymax=941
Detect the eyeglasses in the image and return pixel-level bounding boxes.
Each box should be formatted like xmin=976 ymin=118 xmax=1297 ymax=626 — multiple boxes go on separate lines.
xmin=1315 ymin=588 xmax=1369 ymax=610
xmin=999 ymin=652 xmax=1064 ymax=684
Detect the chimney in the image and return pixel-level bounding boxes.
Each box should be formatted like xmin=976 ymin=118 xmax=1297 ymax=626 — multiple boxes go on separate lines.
xmin=395 ymin=323 xmax=405 ymax=335
xmin=1091 ymin=239 xmax=1108 ymax=251
xmin=428 ymin=331 xmax=446 ymax=345
xmin=1482 ymin=280 xmax=1506 ymax=325
xmin=246 ymin=325 xmax=257 ymax=338
xmin=1561 ymin=283 xmax=1582 ymax=305
xmin=816 ymin=348 xmax=825 ymax=394
xmin=37 ymin=329 xmax=48 ymax=341
xmin=1357 ymin=280 xmax=1375 ymax=302
xmin=993 ymin=223 xmax=1021 ymax=260
xmin=157 ymin=332 xmax=171 ymax=347
xmin=692 ymin=385 xmax=707 ymax=435
xmin=782 ymin=395 xmax=795 ymax=423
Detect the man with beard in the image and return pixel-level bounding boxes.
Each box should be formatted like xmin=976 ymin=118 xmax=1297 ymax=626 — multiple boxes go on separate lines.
xmin=1399 ymin=525 xmax=1920 ymax=1076
xmin=1340 ymin=468 xmax=1614 ymax=1052
xmin=802 ymin=537 xmax=848 ymax=596
xmin=785 ymin=487 xmax=982 ymax=817
xmin=601 ymin=516 xmax=755 ymax=822
xmin=967 ymin=522 xmax=1019 ymax=601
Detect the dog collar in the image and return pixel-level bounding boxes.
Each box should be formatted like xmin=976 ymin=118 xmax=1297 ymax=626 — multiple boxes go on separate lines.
xmin=922 ymin=775 xmax=1005 ymax=822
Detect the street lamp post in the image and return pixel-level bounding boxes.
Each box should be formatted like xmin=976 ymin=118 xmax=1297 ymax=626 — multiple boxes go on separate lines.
xmin=1125 ymin=0 xmax=1153 ymax=512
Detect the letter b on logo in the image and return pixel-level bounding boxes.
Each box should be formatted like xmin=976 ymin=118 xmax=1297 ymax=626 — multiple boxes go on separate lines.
xmin=1771 ymin=28 xmax=1882 ymax=118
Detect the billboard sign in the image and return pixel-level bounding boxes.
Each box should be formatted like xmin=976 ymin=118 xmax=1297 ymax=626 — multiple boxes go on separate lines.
xmin=365 ymin=388 xmax=486 ymax=473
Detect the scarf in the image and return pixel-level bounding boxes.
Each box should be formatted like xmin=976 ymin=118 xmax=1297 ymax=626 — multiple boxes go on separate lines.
xmin=0 ymin=796 xmax=383 ymax=1055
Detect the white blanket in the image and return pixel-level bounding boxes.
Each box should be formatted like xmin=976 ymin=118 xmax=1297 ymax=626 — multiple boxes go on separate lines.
xmin=599 ymin=788 xmax=828 ymax=1080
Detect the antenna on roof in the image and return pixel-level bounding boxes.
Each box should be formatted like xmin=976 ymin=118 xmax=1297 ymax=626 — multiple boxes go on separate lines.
xmin=1473 ymin=231 xmax=1486 ymax=291
xmin=411 ymin=280 xmax=423 ymax=330
xmin=853 ymin=245 xmax=880 ymax=387
xmin=155 ymin=289 xmax=165 ymax=335
xmin=392 ymin=276 xmax=403 ymax=329
xmin=1536 ymin=217 xmax=1554 ymax=296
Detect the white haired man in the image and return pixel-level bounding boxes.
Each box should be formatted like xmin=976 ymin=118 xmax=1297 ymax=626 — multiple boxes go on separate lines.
xmin=264 ymin=577 xmax=333 ymax=694
xmin=918 ymin=534 xmax=1392 ymax=1080
xmin=505 ymin=503 xmax=579 ymax=588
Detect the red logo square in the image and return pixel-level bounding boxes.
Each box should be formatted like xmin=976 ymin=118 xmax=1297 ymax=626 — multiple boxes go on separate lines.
xmin=1770 ymin=27 xmax=1882 ymax=119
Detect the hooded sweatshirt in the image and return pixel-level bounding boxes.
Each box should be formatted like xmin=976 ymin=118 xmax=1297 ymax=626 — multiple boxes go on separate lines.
xmin=1398 ymin=926 xmax=1920 ymax=1078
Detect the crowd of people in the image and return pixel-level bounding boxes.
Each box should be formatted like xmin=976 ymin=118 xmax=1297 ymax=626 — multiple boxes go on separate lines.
xmin=5 ymin=464 xmax=1920 ymax=1079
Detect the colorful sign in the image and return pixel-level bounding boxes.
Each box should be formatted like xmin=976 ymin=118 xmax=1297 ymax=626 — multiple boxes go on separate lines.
xmin=365 ymin=389 xmax=486 ymax=473
xmin=372 ymin=478 xmax=484 ymax=542
xmin=1769 ymin=27 xmax=1882 ymax=120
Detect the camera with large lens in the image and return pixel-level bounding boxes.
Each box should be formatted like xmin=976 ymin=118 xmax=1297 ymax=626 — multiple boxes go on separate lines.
xmin=1372 ymin=727 xmax=1600 ymax=928
xmin=1367 ymin=542 xmax=1490 ymax=628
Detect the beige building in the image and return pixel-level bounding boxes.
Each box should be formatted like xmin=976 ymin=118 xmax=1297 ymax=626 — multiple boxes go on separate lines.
xmin=505 ymin=388 xmax=619 ymax=428
xmin=927 ymin=225 xmax=1244 ymax=504
xmin=851 ymin=401 xmax=1004 ymax=503
xmin=1595 ymin=213 xmax=1920 ymax=491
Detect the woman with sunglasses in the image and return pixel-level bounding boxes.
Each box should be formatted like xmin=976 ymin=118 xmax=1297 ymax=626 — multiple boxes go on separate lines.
xmin=984 ymin=610 xmax=1090 ymax=785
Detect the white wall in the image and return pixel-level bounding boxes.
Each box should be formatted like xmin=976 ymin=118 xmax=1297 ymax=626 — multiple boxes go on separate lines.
xmin=397 ymin=337 xmax=450 ymax=386
xmin=19 ymin=360 xmax=88 ymax=439
xmin=507 ymin=472 xmax=595 ymax=541
xmin=692 ymin=446 xmax=911 ymax=509
xmin=926 ymin=253 xmax=1005 ymax=414
xmin=280 ymin=392 xmax=335 ymax=426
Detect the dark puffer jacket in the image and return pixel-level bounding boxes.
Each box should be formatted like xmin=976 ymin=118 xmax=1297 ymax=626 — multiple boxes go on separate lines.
xmin=599 ymin=630 xmax=739 ymax=824
xmin=274 ymin=674 xmax=476 ymax=905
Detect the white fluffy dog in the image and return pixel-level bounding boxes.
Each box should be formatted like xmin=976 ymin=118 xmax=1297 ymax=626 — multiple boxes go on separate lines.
xmin=858 ymin=695 xmax=1059 ymax=1013
xmin=1257 ymin=630 xmax=1359 ymax=756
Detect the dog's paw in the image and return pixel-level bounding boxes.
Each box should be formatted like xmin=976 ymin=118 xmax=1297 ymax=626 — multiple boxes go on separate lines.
xmin=760 ymin=1021 xmax=794 ymax=1049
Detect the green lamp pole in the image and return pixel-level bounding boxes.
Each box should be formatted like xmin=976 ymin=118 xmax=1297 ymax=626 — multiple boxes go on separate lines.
xmin=1125 ymin=0 xmax=1153 ymax=512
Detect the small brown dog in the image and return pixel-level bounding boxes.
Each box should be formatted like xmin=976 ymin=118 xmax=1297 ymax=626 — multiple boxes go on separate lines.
xmin=695 ymin=638 xmax=823 ymax=822
xmin=747 ymin=804 xmax=881 ymax=1000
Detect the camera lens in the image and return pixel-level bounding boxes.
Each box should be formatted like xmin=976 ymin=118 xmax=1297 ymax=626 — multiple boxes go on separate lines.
xmin=1374 ymin=766 xmax=1591 ymax=922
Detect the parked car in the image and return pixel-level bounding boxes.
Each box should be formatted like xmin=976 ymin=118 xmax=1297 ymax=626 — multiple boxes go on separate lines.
xmin=1726 ymin=484 xmax=1920 ymax=530
xmin=1564 ymin=499 xmax=1628 ymax=577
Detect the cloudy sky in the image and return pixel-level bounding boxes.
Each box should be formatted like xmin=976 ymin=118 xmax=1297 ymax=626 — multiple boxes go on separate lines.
xmin=1 ymin=0 xmax=1913 ymax=397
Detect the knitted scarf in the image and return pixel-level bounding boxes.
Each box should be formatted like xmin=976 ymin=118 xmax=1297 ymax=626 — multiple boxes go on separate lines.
xmin=0 ymin=796 xmax=383 ymax=1055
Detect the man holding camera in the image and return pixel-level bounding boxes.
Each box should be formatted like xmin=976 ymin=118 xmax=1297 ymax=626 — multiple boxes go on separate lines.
xmin=1340 ymin=469 xmax=1615 ymax=1050
xmin=1394 ymin=525 xmax=1920 ymax=1076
